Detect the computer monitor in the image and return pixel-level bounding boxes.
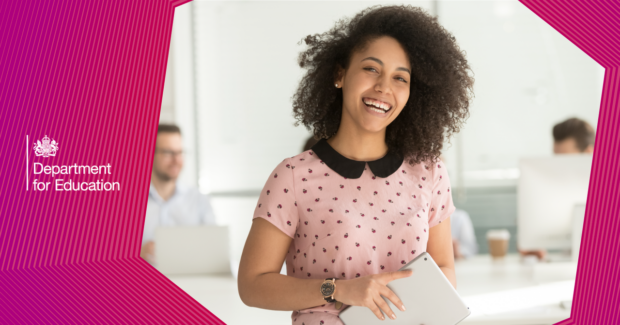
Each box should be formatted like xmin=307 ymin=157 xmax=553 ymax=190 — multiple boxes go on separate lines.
xmin=517 ymin=155 xmax=592 ymax=251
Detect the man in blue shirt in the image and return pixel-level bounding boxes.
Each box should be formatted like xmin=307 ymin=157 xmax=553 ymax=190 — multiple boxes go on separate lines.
xmin=140 ymin=124 xmax=216 ymax=265
xmin=439 ymin=155 xmax=478 ymax=260
xmin=450 ymin=208 xmax=478 ymax=259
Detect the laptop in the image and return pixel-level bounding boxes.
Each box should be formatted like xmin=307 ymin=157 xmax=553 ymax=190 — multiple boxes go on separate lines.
xmin=338 ymin=252 xmax=471 ymax=325
xmin=154 ymin=225 xmax=232 ymax=276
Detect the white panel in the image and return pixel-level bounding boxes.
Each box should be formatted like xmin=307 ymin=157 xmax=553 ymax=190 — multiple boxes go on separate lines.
xmin=172 ymin=4 xmax=198 ymax=187
xmin=160 ymin=34 xmax=175 ymax=124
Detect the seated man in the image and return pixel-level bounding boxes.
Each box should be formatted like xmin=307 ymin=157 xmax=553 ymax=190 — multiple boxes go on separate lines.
xmin=519 ymin=117 xmax=595 ymax=260
xmin=451 ymin=208 xmax=478 ymax=260
xmin=552 ymin=117 xmax=595 ymax=154
xmin=140 ymin=124 xmax=216 ymax=265
xmin=439 ymin=155 xmax=478 ymax=260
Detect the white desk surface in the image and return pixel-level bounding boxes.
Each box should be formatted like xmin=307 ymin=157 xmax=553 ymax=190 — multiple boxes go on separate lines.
xmin=167 ymin=253 xmax=576 ymax=325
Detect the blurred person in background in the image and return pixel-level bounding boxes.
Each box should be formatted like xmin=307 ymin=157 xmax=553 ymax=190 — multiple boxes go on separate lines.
xmin=140 ymin=124 xmax=217 ymax=265
xmin=451 ymin=209 xmax=478 ymax=260
xmin=519 ymin=117 xmax=595 ymax=261
xmin=552 ymin=117 xmax=595 ymax=154
xmin=440 ymin=155 xmax=478 ymax=260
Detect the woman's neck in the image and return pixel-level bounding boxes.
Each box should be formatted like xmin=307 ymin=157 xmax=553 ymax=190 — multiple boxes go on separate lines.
xmin=326 ymin=124 xmax=388 ymax=162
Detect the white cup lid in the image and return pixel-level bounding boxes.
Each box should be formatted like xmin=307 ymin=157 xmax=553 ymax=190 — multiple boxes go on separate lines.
xmin=487 ymin=229 xmax=510 ymax=240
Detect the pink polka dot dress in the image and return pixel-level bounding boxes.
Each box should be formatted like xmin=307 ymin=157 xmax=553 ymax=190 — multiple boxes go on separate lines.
xmin=252 ymin=139 xmax=456 ymax=325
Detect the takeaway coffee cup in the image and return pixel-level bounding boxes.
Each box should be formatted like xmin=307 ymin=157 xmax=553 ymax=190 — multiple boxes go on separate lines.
xmin=487 ymin=229 xmax=510 ymax=259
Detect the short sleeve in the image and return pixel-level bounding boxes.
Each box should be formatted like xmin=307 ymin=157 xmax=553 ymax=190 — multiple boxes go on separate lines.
xmin=252 ymin=158 xmax=299 ymax=239
xmin=428 ymin=158 xmax=456 ymax=228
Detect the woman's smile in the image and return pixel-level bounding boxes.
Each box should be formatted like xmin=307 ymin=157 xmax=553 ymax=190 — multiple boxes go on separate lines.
xmin=362 ymin=97 xmax=393 ymax=117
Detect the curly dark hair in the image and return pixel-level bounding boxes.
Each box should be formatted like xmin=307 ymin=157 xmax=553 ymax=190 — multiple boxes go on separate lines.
xmin=292 ymin=5 xmax=474 ymax=165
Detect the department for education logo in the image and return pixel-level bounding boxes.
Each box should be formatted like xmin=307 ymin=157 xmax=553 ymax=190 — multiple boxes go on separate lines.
xmin=33 ymin=135 xmax=59 ymax=157
xmin=27 ymin=134 xmax=120 ymax=192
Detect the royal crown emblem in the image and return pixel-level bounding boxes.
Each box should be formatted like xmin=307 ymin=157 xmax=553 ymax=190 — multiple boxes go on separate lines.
xmin=33 ymin=135 xmax=59 ymax=157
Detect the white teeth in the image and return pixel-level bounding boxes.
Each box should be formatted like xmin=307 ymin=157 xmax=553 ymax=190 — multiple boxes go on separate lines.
xmin=369 ymin=106 xmax=385 ymax=114
xmin=364 ymin=99 xmax=390 ymax=112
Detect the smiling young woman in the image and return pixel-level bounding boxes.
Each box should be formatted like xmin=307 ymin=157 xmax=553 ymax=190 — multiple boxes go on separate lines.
xmin=237 ymin=5 xmax=474 ymax=325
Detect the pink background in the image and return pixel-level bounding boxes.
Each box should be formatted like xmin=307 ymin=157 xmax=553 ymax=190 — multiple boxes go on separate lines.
xmin=0 ymin=0 xmax=617 ymax=323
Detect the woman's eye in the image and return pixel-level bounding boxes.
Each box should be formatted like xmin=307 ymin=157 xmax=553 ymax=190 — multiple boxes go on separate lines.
xmin=364 ymin=67 xmax=378 ymax=73
xmin=396 ymin=77 xmax=408 ymax=83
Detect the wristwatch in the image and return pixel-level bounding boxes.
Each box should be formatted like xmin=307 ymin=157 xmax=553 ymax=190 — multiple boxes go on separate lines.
xmin=320 ymin=278 xmax=337 ymax=303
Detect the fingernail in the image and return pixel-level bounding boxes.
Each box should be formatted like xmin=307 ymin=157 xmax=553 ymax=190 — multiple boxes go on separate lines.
xmin=401 ymin=304 xmax=406 ymax=311
xmin=392 ymin=313 xmax=396 ymax=319
xmin=381 ymin=315 xmax=385 ymax=320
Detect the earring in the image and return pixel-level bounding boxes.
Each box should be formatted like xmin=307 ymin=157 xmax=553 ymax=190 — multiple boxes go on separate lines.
xmin=335 ymin=83 xmax=339 ymax=87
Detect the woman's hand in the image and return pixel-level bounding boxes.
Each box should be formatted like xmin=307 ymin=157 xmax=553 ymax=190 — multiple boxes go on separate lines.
xmin=334 ymin=269 xmax=413 ymax=320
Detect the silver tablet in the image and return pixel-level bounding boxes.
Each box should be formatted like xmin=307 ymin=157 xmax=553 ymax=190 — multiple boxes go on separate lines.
xmin=338 ymin=252 xmax=471 ymax=325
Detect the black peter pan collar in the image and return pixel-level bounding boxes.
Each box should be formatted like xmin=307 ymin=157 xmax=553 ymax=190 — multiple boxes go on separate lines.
xmin=310 ymin=138 xmax=404 ymax=179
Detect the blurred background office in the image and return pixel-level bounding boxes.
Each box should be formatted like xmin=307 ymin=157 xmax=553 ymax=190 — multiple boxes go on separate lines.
xmin=155 ymin=1 xmax=603 ymax=324
xmin=153 ymin=0 xmax=604 ymax=325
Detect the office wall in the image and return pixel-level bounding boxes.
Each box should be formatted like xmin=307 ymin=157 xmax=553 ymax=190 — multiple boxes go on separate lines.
xmin=160 ymin=36 xmax=175 ymax=124
xmin=162 ymin=4 xmax=199 ymax=188
xmin=438 ymin=0 xmax=603 ymax=189
xmin=188 ymin=1 xmax=602 ymax=194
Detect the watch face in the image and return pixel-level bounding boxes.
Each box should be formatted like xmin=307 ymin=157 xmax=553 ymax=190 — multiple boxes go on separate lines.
xmin=320 ymin=282 xmax=335 ymax=296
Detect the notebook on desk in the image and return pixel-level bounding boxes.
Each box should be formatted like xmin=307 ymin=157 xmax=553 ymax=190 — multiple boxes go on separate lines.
xmin=338 ymin=252 xmax=471 ymax=325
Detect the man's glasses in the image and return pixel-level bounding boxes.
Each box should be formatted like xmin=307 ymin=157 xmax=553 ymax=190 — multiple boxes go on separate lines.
xmin=155 ymin=148 xmax=184 ymax=158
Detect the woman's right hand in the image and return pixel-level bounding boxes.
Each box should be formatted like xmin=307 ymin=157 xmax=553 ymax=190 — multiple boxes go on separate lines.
xmin=334 ymin=269 xmax=413 ymax=320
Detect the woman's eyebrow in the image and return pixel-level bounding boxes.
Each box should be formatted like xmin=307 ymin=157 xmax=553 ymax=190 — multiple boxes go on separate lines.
xmin=361 ymin=56 xmax=411 ymax=75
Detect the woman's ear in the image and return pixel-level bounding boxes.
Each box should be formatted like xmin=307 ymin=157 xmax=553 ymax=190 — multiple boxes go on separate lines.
xmin=334 ymin=65 xmax=345 ymax=88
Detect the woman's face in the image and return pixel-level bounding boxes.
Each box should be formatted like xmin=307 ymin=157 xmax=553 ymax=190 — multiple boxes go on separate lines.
xmin=337 ymin=36 xmax=411 ymax=134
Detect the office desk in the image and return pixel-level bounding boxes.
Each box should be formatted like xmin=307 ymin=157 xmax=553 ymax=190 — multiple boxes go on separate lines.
xmin=456 ymin=254 xmax=575 ymax=325
xmin=167 ymin=254 xmax=576 ymax=325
